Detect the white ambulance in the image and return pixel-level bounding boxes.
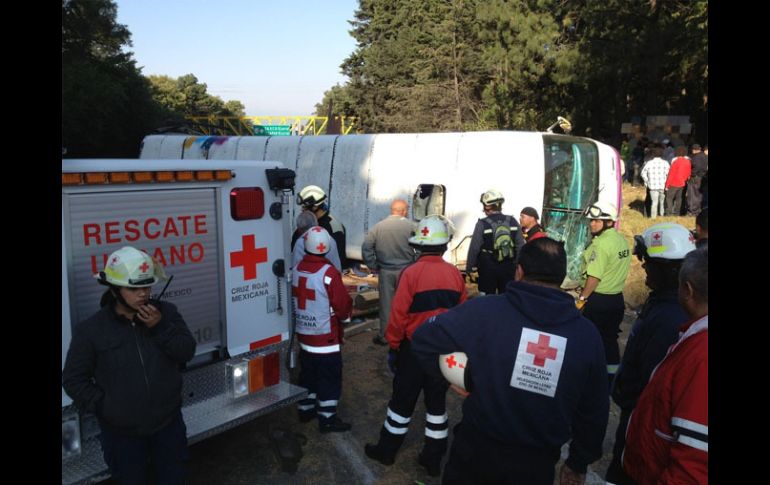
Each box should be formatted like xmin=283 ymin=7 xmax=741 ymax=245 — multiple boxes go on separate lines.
xmin=62 ymin=158 xmax=305 ymax=484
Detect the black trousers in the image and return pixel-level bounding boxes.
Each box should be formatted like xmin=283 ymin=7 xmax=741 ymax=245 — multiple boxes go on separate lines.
xmin=477 ymin=256 xmax=516 ymax=295
xmin=98 ymin=412 xmax=188 ymax=485
xmin=375 ymin=340 xmax=449 ymax=462
xmin=297 ymin=350 xmax=343 ymax=424
xmin=582 ymin=292 xmax=625 ymax=385
xmin=605 ymin=407 xmax=636 ymax=485
xmin=442 ymin=421 xmax=560 ymax=485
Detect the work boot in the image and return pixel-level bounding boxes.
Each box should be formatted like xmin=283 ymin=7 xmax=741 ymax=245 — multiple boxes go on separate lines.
xmin=364 ymin=443 xmax=395 ymax=466
xmin=372 ymin=335 xmax=388 ymax=346
xmin=418 ymin=452 xmax=441 ymax=477
xmin=297 ymin=410 xmax=316 ymax=423
xmin=319 ymin=416 xmax=352 ymax=434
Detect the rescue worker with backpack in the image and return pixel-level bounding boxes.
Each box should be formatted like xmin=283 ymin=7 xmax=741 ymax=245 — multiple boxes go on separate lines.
xmin=364 ymin=215 xmax=468 ymax=477
xmin=466 ymin=190 xmax=526 ymax=295
xmin=296 ymin=185 xmax=348 ymax=269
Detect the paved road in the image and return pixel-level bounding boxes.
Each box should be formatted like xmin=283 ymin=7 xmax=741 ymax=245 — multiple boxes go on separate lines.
xmin=98 ymin=310 xmax=636 ymax=485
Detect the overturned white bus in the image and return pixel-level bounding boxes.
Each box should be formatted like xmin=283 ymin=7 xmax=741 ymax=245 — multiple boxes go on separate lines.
xmin=140 ymin=131 xmax=622 ymax=285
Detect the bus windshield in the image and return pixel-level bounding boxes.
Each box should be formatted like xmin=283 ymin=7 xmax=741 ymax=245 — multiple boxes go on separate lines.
xmin=541 ymin=135 xmax=600 ymax=286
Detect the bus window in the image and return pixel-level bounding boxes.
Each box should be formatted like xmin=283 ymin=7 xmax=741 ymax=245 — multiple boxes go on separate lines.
xmin=412 ymin=184 xmax=446 ymax=221
xmin=541 ymin=136 xmax=600 ymax=286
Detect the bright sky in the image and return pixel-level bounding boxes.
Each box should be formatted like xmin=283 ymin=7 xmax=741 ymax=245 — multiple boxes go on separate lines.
xmin=115 ymin=0 xmax=359 ymax=116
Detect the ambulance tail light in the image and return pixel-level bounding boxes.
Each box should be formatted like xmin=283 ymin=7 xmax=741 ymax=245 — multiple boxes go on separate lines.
xmin=176 ymin=171 xmax=194 ymax=182
xmin=227 ymin=352 xmax=281 ymax=399
xmin=215 ymin=170 xmax=233 ymax=181
xmin=196 ymin=170 xmax=214 ymax=181
xmin=108 ymin=172 xmax=131 ymax=184
xmin=61 ymin=170 xmax=234 ymax=186
xmin=62 ymin=173 xmax=82 ymax=185
xmin=156 ymin=171 xmax=174 ymax=182
xmin=230 ymin=187 xmax=265 ymax=220
xmin=62 ymin=414 xmax=81 ymax=459
xmin=226 ymin=361 xmax=250 ymax=399
xmin=84 ymin=172 xmax=108 ymax=184
xmin=133 ymin=171 xmax=154 ymax=183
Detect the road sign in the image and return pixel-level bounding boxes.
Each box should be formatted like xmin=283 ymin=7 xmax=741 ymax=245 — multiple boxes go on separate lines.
xmin=254 ymin=124 xmax=292 ymax=136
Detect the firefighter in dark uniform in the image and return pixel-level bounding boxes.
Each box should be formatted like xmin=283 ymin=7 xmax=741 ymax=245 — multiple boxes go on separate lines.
xmin=364 ymin=215 xmax=468 ymax=477
xmin=605 ymin=222 xmax=696 ymax=485
xmin=297 ymin=185 xmax=348 ymax=269
xmin=63 ymin=246 xmax=197 ymax=485
xmin=411 ymin=238 xmax=609 ymax=484
xmin=576 ymin=201 xmax=631 ymax=388
xmin=466 ymin=189 xmax=525 ymax=295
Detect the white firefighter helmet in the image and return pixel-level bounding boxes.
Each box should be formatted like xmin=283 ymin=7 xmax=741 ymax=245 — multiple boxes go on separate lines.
xmin=95 ymin=246 xmax=167 ymax=288
xmin=409 ymin=214 xmax=453 ymax=246
xmin=297 ymin=185 xmax=327 ymax=208
xmin=439 ymin=352 xmax=471 ymax=391
xmin=304 ymin=226 xmax=332 ymax=255
xmin=635 ymin=222 xmax=696 ymax=261
xmin=584 ymin=200 xmax=618 ymax=221
xmin=480 ymin=189 xmax=504 ymax=206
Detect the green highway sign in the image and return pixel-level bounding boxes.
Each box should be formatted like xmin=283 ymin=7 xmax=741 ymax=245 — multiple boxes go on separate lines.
xmin=253 ymin=124 xmax=292 ymax=136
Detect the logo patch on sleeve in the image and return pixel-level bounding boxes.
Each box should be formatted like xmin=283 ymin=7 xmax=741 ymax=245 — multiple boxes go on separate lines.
xmin=509 ymin=327 xmax=566 ymax=398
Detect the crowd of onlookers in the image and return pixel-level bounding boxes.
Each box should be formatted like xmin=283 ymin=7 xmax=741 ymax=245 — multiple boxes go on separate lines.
xmin=619 ymin=136 xmax=708 ymax=218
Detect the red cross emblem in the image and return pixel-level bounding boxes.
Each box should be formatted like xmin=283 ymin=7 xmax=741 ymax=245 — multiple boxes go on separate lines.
xmin=651 ymin=231 xmax=663 ymax=247
xmin=311 ymin=226 xmax=323 ymax=233
xmin=526 ymin=334 xmax=558 ymax=367
xmin=111 ymin=256 xmax=119 ymax=265
xmin=316 ymin=242 xmax=327 ymax=253
xmin=230 ymin=234 xmax=268 ymax=280
xmin=444 ymin=354 xmax=466 ymax=369
xmin=421 ymin=226 xmax=430 ymax=236
xmin=139 ymin=261 xmax=150 ymax=273
xmin=292 ymin=276 xmax=316 ymax=309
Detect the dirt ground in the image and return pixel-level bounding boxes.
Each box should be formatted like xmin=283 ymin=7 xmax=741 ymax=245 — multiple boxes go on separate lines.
xmin=127 ymin=308 xmax=635 ymax=485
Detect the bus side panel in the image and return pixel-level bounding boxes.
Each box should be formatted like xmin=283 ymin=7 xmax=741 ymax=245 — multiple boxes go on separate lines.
xmin=234 ymin=137 xmax=270 ymax=161
xmin=452 ymin=132 xmax=544 ymax=250
xmin=595 ymin=141 xmax=622 ymax=224
xmin=139 ymin=135 xmax=165 ymax=159
xmin=207 ymin=136 xmax=241 ymax=160
xmin=329 ymin=135 xmax=375 ymax=261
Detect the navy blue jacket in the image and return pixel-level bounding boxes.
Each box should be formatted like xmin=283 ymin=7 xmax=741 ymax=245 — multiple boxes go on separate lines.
xmin=411 ymin=280 xmax=608 ymax=473
xmin=611 ymin=289 xmax=686 ymax=411
xmin=63 ymin=301 xmax=196 ymax=436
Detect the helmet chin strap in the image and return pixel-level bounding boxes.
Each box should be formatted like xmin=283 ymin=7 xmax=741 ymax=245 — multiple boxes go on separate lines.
xmin=592 ymin=220 xmax=613 ymax=237
xmin=110 ymin=286 xmax=139 ymax=315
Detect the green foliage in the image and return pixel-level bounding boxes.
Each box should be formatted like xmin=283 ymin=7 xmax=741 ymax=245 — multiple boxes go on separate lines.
xmin=148 ymin=74 xmax=245 ymax=119
xmin=62 ymin=0 xmax=249 ymax=157
xmin=323 ymin=0 xmax=708 ymax=139
xmin=62 ymin=0 xmax=165 ymax=157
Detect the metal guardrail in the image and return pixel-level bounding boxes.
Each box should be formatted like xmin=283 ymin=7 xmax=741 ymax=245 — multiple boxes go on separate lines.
xmin=185 ymin=116 xmax=359 ymax=136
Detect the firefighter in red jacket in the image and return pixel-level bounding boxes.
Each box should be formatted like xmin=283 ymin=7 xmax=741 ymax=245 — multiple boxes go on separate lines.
xmin=622 ymin=244 xmax=708 ymax=484
xmin=292 ymin=226 xmax=354 ymax=433
xmin=364 ymin=215 xmax=468 ymax=477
